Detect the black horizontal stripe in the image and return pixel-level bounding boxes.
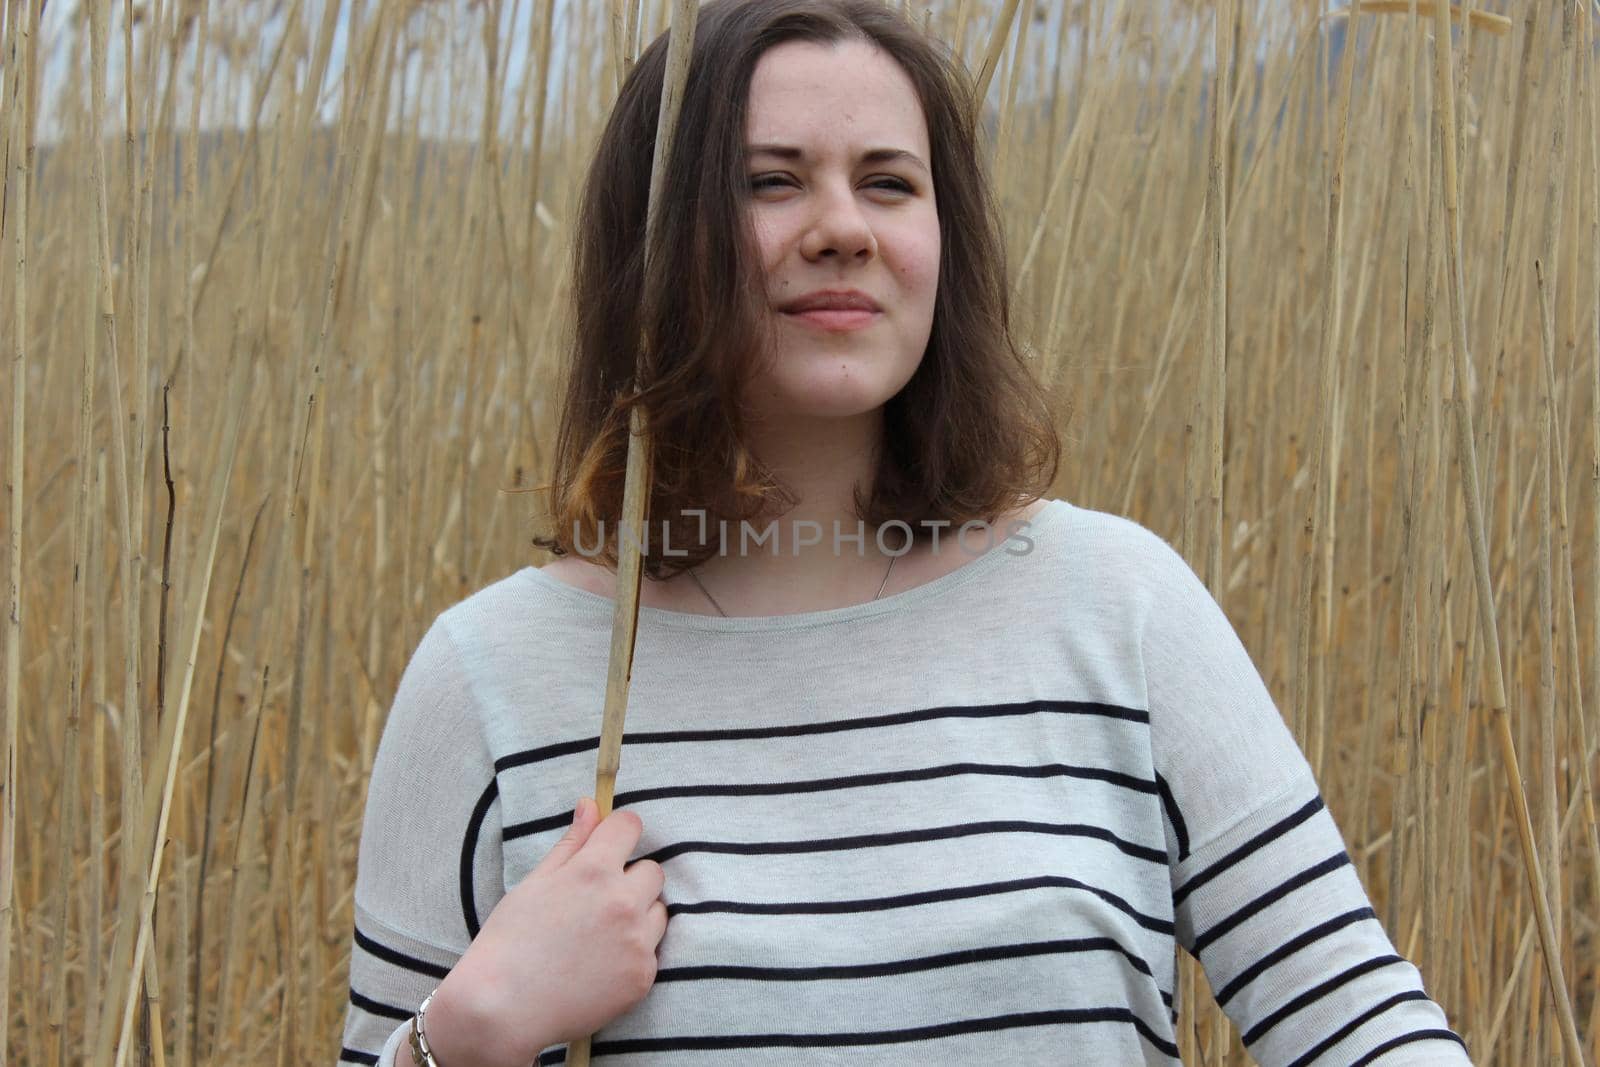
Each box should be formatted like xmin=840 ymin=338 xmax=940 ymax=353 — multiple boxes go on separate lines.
xmin=1215 ymin=907 xmax=1375 ymax=1006
xmin=352 ymin=923 xmax=451 ymax=981
xmin=1285 ymin=990 xmax=1430 ymax=1067
xmin=1191 ymin=851 xmax=1349 ymax=955
xmin=1172 ymin=795 xmax=1324 ymax=907
xmin=593 ymin=819 xmax=1165 ymax=866
xmin=1154 ymin=772 xmax=1189 ymax=861
xmin=494 ymin=698 xmax=1150 ymax=775
xmin=1347 ymin=1028 xmax=1468 ymax=1065
xmin=666 ymin=873 xmax=1176 ymax=934
xmin=535 ymin=1006 xmax=1180 ymax=1061
xmin=338 ymin=1048 xmax=379 ymax=1065
xmin=349 ymin=986 xmax=412 ymax=1021
xmin=504 ymin=760 xmax=1160 ymax=839
xmin=657 ymin=935 xmax=1170 ymax=999
xmin=1241 ymin=954 xmax=1404 ymax=1044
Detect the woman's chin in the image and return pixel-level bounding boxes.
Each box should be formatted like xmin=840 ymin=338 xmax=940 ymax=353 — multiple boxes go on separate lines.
xmin=749 ymin=386 xmax=902 ymax=422
xmin=745 ymin=364 xmax=919 ymax=419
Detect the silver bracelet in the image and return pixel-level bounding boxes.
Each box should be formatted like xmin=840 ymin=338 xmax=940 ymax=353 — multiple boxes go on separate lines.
xmin=408 ymin=987 xmax=445 ymax=1067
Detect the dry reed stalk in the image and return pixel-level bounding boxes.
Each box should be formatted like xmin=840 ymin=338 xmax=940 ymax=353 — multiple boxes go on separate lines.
xmin=187 ymin=492 xmax=264 ymax=1067
xmin=1112 ymin=6 xmax=1307 ymax=513
xmin=971 ymin=0 xmax=1022 ymax=120
xmin=1481 ymin=776 xmax=1592 ymax=1060
xmin=1170 ymin=4 xmax=1235 ymax=1055
xmin=0 ymin=5 xmax=17 ymax=174
xmin=114 ymin=0 xmax=150 ymax=777
xmin=1203 ymin=0 xmax=1230 ymax=707
xmin=210 ymin=4 xmax=379 ymax=1059
xmin=290 ymin=13 xmax=399 ymax=1057
xmin=124 ymin=0 xmax=168 ymax=995
xmin=519 ymin=0 xmax=558 ymax=322
xmin=85 ymin=0 xmax=157 ymax=1051
xmin=172 ymin=846 xmax=191 ymax=1067
xmin=480 ymin=19 xmax=535 ymax=380
xmin=364 ymin=355 xmax=390 ymax=773
xmin=1489 ymin=2 xmax=1538 ymax=377
xmin=952 ymin=0 xmax=975 ymax=65
xmin=1390 ymin=0 xmax=1430 ymax=974
xmin=1292 ymin=0 xmax=1358 ymax=771
xmin=1015 ymin=6 xmax=1108 ymax=302
xmin=205 ymin=663 xmax=271 ymax=1062
xmin=0 ymin=0 xmax=35 ymax=1056
xmin=1581 ymin=10 xmax=1600 ymax=1052
xmin=1427 ymin=0 xmax=1583 ymax=1060
xmin=109 ymin=346 xmax=251 ymax=1067
xmin=118 ymin=0 xmax=142 ymax=457
xmin=1533 ymin=252 xmax=1560 ymax=1058
xmin=1353 ymin=33 xmax=1413 ymax=841
xmin=1042 ymin=3 xmax=1139 ymax=381
xmin=87 ymin=450 xmax=108 ymax=1061
xmin=179 ymin=0 xmax=205 ymax=394
xmin=1354 ymin=0 xmax=1512 ymax=34
xmin=569 ymin=3 xmax=699 ymax=1065
xmin=626 ymin=0 xmax=646 ymax=72
xmin=1481 ymin=15 xmax=1546 ymax=522
xmin=609 ymin=0 xmax=628 ymax=97
xmin=187 ymin=0 xmax=311 ymax=333
xmin=44 ymin=9 xmax=110 ymax=1058
xmin=991 ymin=0 xmax=1033 ymax=186
xmin=1530 ymin=3 xmax=1582 ymax=1046
xmin=1033 ymin=0 xmax=1071 ymax=302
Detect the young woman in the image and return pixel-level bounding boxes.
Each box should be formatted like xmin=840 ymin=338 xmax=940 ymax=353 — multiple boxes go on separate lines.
xmin=339 ymin=2 xmax=1472 ymax=1064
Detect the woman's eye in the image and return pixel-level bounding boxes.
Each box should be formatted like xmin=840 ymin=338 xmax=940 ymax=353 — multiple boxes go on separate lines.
xmin=871 ymin=177 xmax=915 ymax=194
xmin=748 ymin=175 xmax=915 ymax=194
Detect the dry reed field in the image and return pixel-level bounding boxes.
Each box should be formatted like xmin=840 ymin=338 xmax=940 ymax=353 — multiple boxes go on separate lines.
xmin=2 ymin=0 xmax=1598 ymax=1063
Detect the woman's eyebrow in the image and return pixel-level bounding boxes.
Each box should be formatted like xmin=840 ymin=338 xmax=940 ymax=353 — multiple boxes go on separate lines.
xmin=746 ymin=143 xmax=929 ymax=175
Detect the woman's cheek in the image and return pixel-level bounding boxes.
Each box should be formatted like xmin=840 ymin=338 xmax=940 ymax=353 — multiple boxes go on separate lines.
xmin=901 ymin=219 xmax=940 ymax=288
xmin=902 ymin=248 xmax=940 ymax=302
xmin=748 ymin=212 xmax=785 ymax=273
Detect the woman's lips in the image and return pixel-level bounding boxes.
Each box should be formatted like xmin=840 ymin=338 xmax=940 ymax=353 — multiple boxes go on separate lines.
xmin=783 ymin=308 xmax=880 ymax=331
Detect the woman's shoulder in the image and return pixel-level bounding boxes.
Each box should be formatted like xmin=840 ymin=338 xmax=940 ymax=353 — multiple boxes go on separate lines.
xmin=1028 ymin=496 xmax=1189 ymax=577
xmin=535 ymin=553 xmax=719 ymax=613
xmin=413 ymin=562 xmax=607 ymax=675
xmin=1006 ymin=498 xmax=1215 ymax=644
xmin=536 ymin=554 xmax=609 ymax=596
xmin=438 ymin=563 xmax=556 ymax=624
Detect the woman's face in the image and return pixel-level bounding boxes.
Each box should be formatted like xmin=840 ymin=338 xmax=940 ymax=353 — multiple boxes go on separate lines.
xmin=740 ymin=38 xmax=940 ymax=424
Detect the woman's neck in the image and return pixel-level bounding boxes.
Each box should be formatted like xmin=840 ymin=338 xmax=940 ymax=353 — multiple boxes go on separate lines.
xmin=670 ymin=409 xmax=896 ymax=612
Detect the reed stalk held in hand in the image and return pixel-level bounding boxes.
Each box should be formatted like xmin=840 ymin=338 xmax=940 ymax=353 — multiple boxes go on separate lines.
xmin=568 ymin=2 xmax=701 ymax=1065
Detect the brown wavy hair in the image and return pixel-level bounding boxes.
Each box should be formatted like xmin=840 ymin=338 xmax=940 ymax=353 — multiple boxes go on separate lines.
xmin=530 ymin=0 xmax=1061 ymax=580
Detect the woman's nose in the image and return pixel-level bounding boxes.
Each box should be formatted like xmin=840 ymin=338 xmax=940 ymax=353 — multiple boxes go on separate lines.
xmin=799 ymin=182 xmax=877 ymax=262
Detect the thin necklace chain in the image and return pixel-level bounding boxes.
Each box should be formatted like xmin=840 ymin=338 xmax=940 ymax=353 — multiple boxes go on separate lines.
xmin=685 ymin=553 xmax=897 ymax=618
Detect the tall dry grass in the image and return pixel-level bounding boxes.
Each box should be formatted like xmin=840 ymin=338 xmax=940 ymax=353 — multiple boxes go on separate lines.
xmin=0 ymin=0 xmax=1596 ymax=1064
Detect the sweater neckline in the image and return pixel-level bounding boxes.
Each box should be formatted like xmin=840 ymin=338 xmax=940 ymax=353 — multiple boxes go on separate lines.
xmin=519 ymin=498 xmax=1068 ymax=634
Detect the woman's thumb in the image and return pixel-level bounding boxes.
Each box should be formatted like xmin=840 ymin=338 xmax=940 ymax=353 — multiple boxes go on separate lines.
xmin=540 ymin=798 xmax=596 ymax=869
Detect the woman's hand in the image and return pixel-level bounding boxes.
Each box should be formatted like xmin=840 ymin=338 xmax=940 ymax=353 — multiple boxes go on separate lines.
xmin=422 ymin=798 xmax=669 ymax=1067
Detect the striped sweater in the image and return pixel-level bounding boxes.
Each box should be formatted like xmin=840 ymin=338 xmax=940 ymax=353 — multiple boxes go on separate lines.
xmin=337 ymin=497 xmax=1472 ymax=1065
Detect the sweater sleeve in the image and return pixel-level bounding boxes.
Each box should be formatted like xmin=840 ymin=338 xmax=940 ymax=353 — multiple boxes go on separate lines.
xmin=1135 ymin=528 xmax=1473 ymax=1066
xmin=336 ymin=615 xmax=506 ymax=1067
